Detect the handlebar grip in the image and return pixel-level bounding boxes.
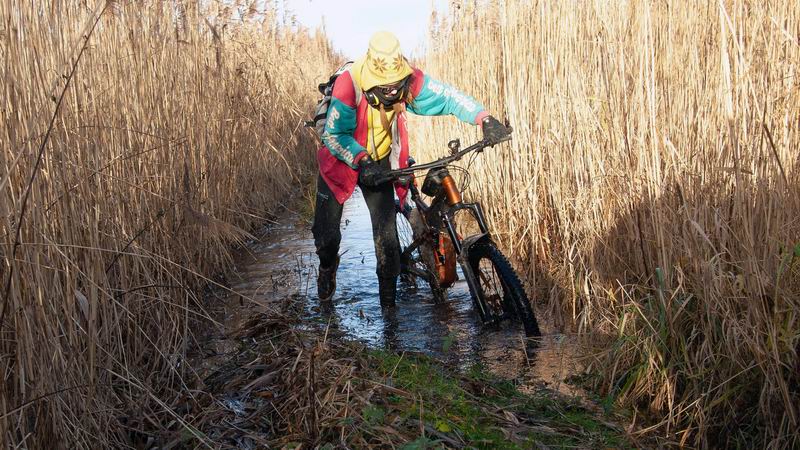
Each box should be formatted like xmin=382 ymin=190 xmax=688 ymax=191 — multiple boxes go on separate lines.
xmin=376 ymin=172 xmax=412 ymax=187
xmin=498 ymin=133 xmax=512 ymax=143
xmin=376 ymin=173 xmax=397 ymax=185
xmin=485 ymin=134 xmax=512 ymax=147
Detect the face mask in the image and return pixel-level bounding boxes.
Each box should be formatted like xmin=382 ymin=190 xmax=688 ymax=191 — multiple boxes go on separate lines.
xmin=365 ymin=76 xmax=410 ymax=108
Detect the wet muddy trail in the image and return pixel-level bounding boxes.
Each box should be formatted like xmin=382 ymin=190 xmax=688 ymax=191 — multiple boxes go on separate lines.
xmin=176 ymin=189 xmax=638 ymax=449
xmin=220 ymin=189 xmax=582 ymax=397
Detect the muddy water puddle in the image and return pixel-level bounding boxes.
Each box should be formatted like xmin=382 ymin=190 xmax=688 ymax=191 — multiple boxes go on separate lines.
xmin=221 ymin=189 xmax=584 ymax=397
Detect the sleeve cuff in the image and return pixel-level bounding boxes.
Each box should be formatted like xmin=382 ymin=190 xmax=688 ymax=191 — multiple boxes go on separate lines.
xmin=353 ymin=151 xmax=369 ymax=167
xmin=474 ymin=111 xmax=490 ymax=125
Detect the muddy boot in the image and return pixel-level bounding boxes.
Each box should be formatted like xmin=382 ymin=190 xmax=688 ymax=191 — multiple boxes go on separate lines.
xmin=378 ymin=275 xmax=397 ymax=308
xmin=317 ymin=257 xmax=339 ymax=302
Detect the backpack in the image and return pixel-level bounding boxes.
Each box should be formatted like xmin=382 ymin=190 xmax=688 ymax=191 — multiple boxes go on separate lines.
xmin=305 ymin=61 xmax=360 ymax=138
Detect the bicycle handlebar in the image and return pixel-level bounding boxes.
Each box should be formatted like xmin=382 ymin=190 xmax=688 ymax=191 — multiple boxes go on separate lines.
xmin=376 ymin=131 xmax=512 ymax=185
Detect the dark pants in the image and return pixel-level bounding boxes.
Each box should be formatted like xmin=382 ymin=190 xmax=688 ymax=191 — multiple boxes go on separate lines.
xmin=312 ymin=158 xmax=400 ymax=280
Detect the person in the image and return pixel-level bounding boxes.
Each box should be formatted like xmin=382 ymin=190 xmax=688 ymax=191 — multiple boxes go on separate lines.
xmin=312 ymin=31 xmax=510 ymax=308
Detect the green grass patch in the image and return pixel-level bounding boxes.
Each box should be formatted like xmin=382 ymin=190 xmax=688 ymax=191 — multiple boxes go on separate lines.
xmin=360 ymin=349 xmax=630 ymax=449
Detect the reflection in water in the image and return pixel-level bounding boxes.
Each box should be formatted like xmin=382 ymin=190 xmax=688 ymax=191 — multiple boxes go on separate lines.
xmin=224 ymin=188 xmax=583 ymax=396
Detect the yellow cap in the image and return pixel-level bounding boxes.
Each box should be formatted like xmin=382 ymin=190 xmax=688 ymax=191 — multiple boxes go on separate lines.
xmin=354 ymin=31 xmax=413 ymax=91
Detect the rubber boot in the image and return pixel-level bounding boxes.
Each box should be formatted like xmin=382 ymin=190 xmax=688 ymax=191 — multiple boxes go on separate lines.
xmin=317 ymin=257 xmax=339 ymax=302
xmin=378 ymin=275 xmax=397 ymax=308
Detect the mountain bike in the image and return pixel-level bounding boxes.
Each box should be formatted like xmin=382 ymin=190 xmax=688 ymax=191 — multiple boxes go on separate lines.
xmin=379 ymin=133 xmax=541 ymax=337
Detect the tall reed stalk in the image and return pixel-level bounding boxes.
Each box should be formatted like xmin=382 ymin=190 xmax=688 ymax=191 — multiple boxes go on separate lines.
xmin=418 ymin=1 xmax=799 ymax=447
xmin=0 ymin=0 xmax=333 ymax=446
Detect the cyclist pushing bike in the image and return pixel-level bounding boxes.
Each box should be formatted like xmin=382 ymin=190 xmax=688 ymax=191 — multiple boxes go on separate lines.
xmin=313 ymin=31 xmax=510 ymax=308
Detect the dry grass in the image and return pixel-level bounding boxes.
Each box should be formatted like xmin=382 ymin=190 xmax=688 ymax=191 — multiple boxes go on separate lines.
xmin=186 ymin=297 xmax=631 ymax=449
xmin=417 ymin=0 xmax=800 ymax=447
xmin=0 ymin=0 xmax=333 ymax=447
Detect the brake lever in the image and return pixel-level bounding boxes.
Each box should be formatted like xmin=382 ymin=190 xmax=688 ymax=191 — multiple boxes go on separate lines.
xmin=484 ymin=133 xmax=513 ymax=148
xmin=376 ymin=174 xmax=394 ymax=185
xmin=397 ymin=174 xmax=413 ymax=187
xmin=376 ymin=170 xmax=403 ymax=186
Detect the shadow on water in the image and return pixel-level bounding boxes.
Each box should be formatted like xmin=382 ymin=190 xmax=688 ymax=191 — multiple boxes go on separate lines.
xmin=224 ymin=188 xmax=584 ymax=397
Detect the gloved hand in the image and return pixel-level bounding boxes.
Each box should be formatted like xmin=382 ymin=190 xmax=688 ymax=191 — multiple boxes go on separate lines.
xmin=481 ymin=115 xmax=511 ymax=144
xmin=358 ymin=156 xmax=386 ymax=187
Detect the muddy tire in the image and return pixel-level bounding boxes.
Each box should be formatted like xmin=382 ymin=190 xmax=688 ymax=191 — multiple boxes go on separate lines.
xmin=431 ymin=286 xmax=447 ymax=304
xmin=467 ymin=242 xmax=541 ymax=337
xmin=397 ymin=207 xmax=447 ymax=303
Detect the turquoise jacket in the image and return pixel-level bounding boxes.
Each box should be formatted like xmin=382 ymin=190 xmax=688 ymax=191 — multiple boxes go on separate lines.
xmin=322 ymin=68 xmax=489 ymax=169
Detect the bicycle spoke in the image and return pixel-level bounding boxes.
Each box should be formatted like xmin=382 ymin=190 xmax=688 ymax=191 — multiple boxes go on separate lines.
xmin=397 ymin=208 xmax=442 ymax=301
xmin=478 ymin=258 xmax=505 ymax=317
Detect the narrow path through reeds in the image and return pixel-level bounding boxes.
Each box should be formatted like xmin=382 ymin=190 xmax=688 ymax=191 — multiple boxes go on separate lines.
xmin=179 ymin=216 xmax=636 ymax=449
xmin=4 ymin=1 xmax=798 ymax=448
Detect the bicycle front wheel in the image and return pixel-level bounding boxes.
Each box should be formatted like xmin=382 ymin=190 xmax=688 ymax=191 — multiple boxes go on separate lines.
xmin=467 ymin=241 xmax=540 ymax=337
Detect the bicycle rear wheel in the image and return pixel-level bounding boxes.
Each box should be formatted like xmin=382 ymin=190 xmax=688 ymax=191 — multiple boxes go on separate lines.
xmin=396 ymin=207 xmax=446 ymax=303
xmin=467 ymin=241 xmax=540 ymax=337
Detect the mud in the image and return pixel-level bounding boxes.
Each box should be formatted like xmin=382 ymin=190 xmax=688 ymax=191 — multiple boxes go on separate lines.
xmin=219 ymin=189 xmax=584 ymax=398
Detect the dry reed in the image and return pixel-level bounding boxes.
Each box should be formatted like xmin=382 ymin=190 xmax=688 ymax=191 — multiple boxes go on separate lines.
xmin=191 ymin=303 xmax=628 ymax=448
xmin=417 ymin=0 xmax=799 ymax=447
xmin=0 ymin=0 xmax=333 ymax=447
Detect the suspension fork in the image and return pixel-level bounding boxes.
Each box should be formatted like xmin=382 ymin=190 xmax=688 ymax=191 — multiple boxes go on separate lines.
xmin=438 ymin=202 xmax=496 ymax=323
xmin=409 ymin=176 xmax=497 ymax=323
xmin=439 ymin=202 xmax=489 ymax=255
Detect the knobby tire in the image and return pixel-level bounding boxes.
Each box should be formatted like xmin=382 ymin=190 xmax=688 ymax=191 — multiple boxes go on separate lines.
xmin=468 ymin=242 xmax=541 ymax=337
